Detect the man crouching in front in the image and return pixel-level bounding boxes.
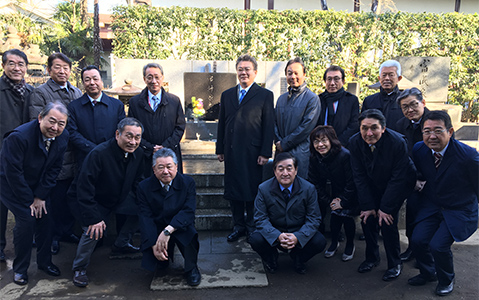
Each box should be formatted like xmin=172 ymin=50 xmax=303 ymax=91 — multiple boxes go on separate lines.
xmin=137 ymin=148 xmax=201 ymax=286
xmin=249 ymin=152 xmax=326 ymax=274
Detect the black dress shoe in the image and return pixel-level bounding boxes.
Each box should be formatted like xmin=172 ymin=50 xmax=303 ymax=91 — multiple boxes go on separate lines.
xmin=185 ymin=267 xmax=201 ymax=286
xmin=227 ymin=230 xmax=245 ymax=242
xmin=61 ymin=233 xmax=81 ymax=244
xmin=262 ymin=258 xmax=278 ymax=274
xmin=436 ymin=281 xmax=454 ymax=296
xmin=358 ymin=235 xmax=366 ymax=241
xmin=38 ymin=264 xmax=61 ymax=276
xmin=0 ymin=249 xmax=6 ymax=262
xmin=400 ymin=248 xmax=414 ymax=262
xmin=382 ymin=264 xmax=402 ymax=281
xmin=408 ymin=274 xmax=438 ymax=286
xmin=51 ymin=240 xmax=60 ymax=255
xmin=358 ymin=259 xmax=380 ymax=273
xmin=293 ymin=255 xmax=306 ymax=274
xmin=14 ymin=272 xmax=28 ymax=285
xmin=111 ymin=243 xmax=140 ymax=255
xmin=73 ymin=269 xmax=88 ymax=287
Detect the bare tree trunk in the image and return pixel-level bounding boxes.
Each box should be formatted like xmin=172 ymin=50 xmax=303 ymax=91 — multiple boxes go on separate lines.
xmin=321 ymin=0 xmax=328 ymax=10
xmin=93 ymin=0 xmax=102 ymax=67
xmin=80 ymin=0 xmax=88 ymax=25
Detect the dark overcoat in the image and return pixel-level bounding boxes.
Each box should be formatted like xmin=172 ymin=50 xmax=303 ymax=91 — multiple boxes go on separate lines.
xmin=318 ymin=91 xmax=359 ymax=147
xmin=308 ymin=147 xmax=358 ymax=215
xmin=69 ymin=138 xmax=144 ymax=226
xmin=361 ymin=86 xmax=403 ymax=132
xmin=216 ymin=83 xmax=275 ymax=202
xmin=254 ymin=176 xmax=321 ymax=247
xmin=0 ymin=120 xmax=68 ymax=209
xmin=0 ymin=76 xmax=33 ymax=149
xmin=29 ymin=79 xmax=83 ymax=180
xmin=412 ymin=139 xmax=478 ymax=242
xmin=348 ymin=129 xmax=416 ymax=214
xmin=128 ymin=87 xmax=185 ymax=172
xmin=66 ymin=93 xmax=125 ymax=166
xmin=137 ymin=173 xmax=197 ymax=271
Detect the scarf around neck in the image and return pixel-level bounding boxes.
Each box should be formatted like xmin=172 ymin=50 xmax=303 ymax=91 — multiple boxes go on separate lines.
xmin=288 ymin=82 xmax=307 ymax=99
xmin=2 ymin=72 xmax=27 ymax=98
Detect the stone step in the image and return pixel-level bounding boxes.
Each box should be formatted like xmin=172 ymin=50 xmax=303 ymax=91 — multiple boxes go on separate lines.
xmin=196 ymin=192 xmax=228 ymax=209
xmin=183 ymin=159 xmax=224 ymax=174
xmin=188 ymin=173 xmax=224 ymax=188
xmin=195 ymin=208 xmax=232 ymax=230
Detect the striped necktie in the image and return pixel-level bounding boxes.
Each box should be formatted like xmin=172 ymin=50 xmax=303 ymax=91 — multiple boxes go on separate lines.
xmin=151 ymin=96 xmax=159 ymax=111
xmin=434 ymin=152 xmax=442 ymax=169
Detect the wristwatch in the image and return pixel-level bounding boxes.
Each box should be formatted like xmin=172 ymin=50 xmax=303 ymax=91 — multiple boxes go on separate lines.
xmin=163 ymin=229 xmax=171 ymax=236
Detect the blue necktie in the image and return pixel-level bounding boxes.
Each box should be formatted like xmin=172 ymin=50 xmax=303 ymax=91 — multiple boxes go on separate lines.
xmin=239 ymin=89 xmax=246 ymax=103
xmin=151 ymin=96 xmax=159 ymax=111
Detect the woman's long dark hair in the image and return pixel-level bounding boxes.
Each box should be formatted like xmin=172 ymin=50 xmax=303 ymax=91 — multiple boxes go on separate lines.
xmin=309 ymin=125 xmax=342 ymax=157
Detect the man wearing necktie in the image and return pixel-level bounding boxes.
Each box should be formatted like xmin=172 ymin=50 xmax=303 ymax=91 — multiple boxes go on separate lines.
xmin=29 ymin=53 xmax=83 ymax=255
xmin=348 ymin=109 xmax=416 ymax=281
xmin=409 ymin=111 xmax=478 ymax=296
xmin=0 ymin=102 xmax=69 ymax=285
xmin=216 ymin=54 xmax=275 ymax=243
xmin=249 ymin=152 xmax=326 ymax=274
xmin=317 ymin=65 xmax=359 ymax=148
xmin=128 ymin=63 xmax=186 ymax=176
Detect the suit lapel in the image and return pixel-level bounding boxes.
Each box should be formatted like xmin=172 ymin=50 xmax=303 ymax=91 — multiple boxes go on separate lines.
xmin=239 ymin=83 xmax=258 ymax=107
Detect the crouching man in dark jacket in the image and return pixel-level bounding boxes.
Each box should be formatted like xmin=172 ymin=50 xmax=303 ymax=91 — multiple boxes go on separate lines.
xmin=249 ymin=152 xmax=326 ymax=274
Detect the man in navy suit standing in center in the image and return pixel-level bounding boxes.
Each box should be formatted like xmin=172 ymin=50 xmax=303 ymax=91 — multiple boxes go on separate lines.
xmin=216 ymin=54 xmax=275 ymax=243
xmin=408 ymin=110 xmax=478 ymax=296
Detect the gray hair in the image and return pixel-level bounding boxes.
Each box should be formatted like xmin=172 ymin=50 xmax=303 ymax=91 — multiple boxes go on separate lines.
xmin=397 ymin=87 xmax=423 ymax=104
xmin=40 ymin=101 xmax=68 ymax=118
xmin=143 ymin=63 xmax=164 ymax=77
xmin=117 ymin=117 xmax=143 ymax=134
xmin=379 ymin=60 xmax=401 ymax=77
xmin=152 ymin=148 xmax=178 ymax=167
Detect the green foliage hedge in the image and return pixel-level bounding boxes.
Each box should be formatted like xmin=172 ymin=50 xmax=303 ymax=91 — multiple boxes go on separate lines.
xmin=112 ymin=6 xmax=478 ymax=121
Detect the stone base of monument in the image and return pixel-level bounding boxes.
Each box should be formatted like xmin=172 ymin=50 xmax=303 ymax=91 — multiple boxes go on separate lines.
xmin=426 ymin=103 xmax=463 ymax=127
xmin=150 ymin=231 xmax=268 ymax=290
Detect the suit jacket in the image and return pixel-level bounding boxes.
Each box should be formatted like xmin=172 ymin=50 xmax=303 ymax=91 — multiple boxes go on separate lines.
xmin=0 ymin=120 xmax=68 ymax=210
xmin=0 ymin=76 xmax=33 ymax=150
xmin=395 ymin=107 xmax=430 ymax=156
xmin=254 ymin=176 xmax=321 ymax=247
xmin=318 ymin=90 xmax=359 ymax=147
xmin=361 ymin=86 xmax=403 ymax=132
xmin=412 ymin=139 xmax=478 ymax=242
xmin=349 ymin=129 xmax=416 ymax=214
xmin=67 ymin=93 xmax=125 ymax=166
xmin=216 ymin=83 xmax=275 ymax=202
xmin=128 ymin=87 xmax=186 ymax=170
xmin=69 ymin=138 xmax=144 ymax=226
xmin=29 ymin=79 xmax=83 ymax=180
xmin=137 ymin=173 xmax=197 ymax=271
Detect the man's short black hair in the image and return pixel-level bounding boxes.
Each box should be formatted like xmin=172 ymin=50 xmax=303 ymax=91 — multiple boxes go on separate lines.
xmin=422 ymin=110 xmax=453 ymax=130
xmin=117 ymin=117 xmax=144 ymax=135
xmin=81 ymin=65 xmax=101 ymax=81
xmin=323 ymin=65 xmax=345 ymax=82
xmin=2 ymin=49 xmax=28 ymax=65
xmin=47 ymin=53 xmax=72 ymax=69
xmin=236 ymin=54 xmax=258 ymax=71
xmin=285 ymin=57 xmax=306 ymax=74
xmin=273 ymin=152 xmax=298 ymax=170
xmin=358 ymin=109 xmax=386 ymax=128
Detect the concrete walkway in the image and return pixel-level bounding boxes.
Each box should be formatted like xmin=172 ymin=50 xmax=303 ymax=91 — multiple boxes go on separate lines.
xmin=1 ymin=224 xmax=478 ymax=299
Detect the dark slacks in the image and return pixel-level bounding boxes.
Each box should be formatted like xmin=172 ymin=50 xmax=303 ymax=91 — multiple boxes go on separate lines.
xmin=50 ymin=178 xmax=75 ymax=241
xmin=361 ymin=212 xmax=401 ymax=269
xmin=230 ymin=200 xmax=255 ymax=234
xmin=72 ymin=205 xmax=138 ymax=271
xmin=411 ymin=212 xmax=455 ymax=286
xmin=1 ymin=199 xmax=53 ymax=274
xmin=330 ymin=214 xmax=356 ymax=246
xmin=249 ymin=231 xmax=326 ymax=264
xmin=0 ymin=202 xmax=8 ymax=251
xmin=405 ymin=192 xmax=420 ymax=240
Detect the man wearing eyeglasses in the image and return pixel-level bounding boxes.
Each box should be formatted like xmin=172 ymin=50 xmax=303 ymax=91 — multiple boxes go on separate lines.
xmin=70 ymin=118 xmax=145 ymax=287
xmin=317 ymin=65 xmax=359 ymax=147
xmin=128 ymin=63 xmax=186 ymax=175
xmin=29 ymin=53 xmax=83 ymax=255
xmin=408 ymin=111 xmax=478 ymax=296
xmin=0 ymin=49 xmax=33 ymax=262
xmin=394 ymin=87 xmax=431 ymax=263
xmin=361 ymin=60 xmax=403 ymax=132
